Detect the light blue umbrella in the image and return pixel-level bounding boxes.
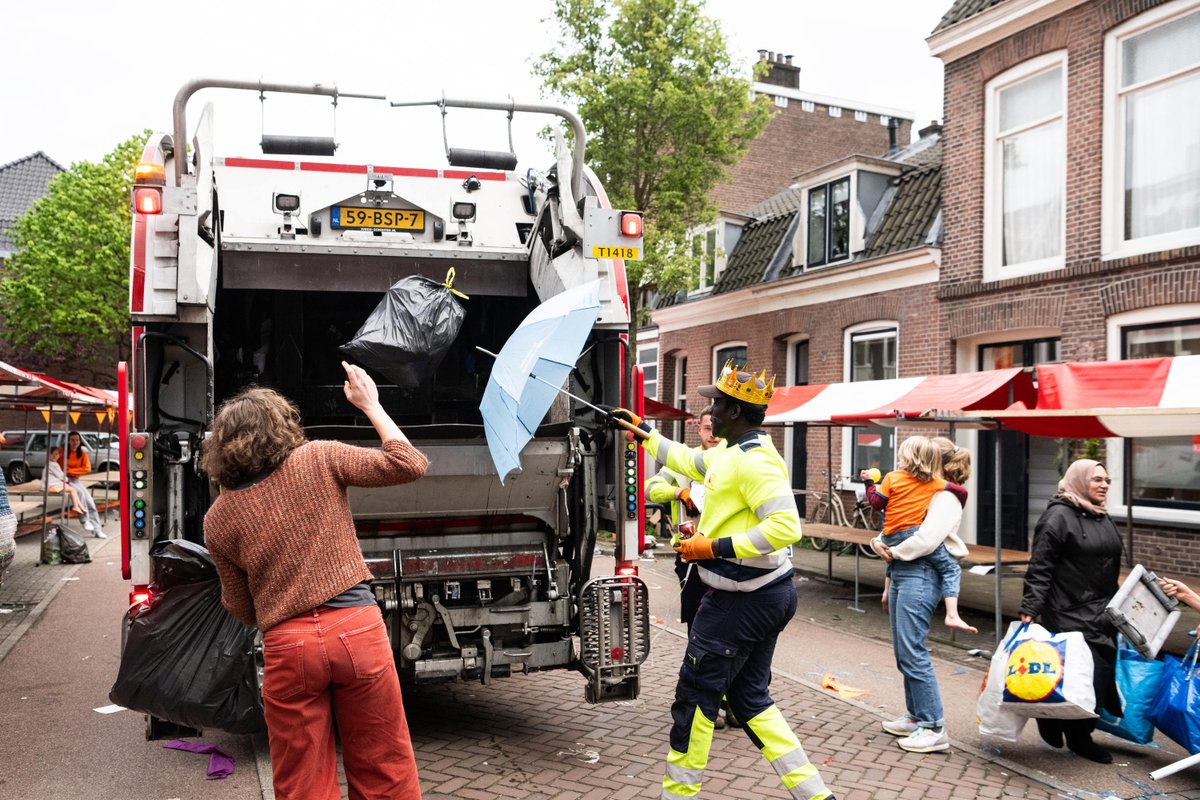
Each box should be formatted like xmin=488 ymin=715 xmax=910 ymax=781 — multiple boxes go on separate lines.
xmin=480 ymin=281 xmax=602 ymax=483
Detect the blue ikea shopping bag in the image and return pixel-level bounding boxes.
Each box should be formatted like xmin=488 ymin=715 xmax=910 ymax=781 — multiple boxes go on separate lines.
xmin=1147 ymin=641 xmax=1200 ymax=754
xmin=1096 ymin=636 xmax=1164 ymax=745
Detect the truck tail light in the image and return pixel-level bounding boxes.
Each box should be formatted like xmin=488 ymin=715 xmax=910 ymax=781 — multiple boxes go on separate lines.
xmin=130 ymin=587 xmax=152 ymax=606
xmin=619 ymin=211 xmax=643 ymax=238
xmin=134 ymin=187 xmax=162 ymax=215
xmin=617 ymin=564 xmax=637 ymax=577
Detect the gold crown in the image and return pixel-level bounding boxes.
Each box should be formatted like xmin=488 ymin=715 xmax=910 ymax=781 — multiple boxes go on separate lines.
xmin=715 ymin=359 xmax=776 ymax=405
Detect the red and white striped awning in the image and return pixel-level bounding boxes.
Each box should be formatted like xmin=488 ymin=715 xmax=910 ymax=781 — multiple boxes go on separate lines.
xmin=988 ymin=355 xmax=1200 ymax=438
xmin=765 ymin=368 xmax=1033 ymax=426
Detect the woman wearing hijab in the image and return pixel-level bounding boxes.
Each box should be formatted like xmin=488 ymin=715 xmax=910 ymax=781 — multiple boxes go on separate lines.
xmin=1019 ymin=459 xmax=1123 ymax=763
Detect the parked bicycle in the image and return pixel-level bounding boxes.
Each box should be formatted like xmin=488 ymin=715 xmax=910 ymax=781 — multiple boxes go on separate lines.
xmin=807 ymin=473 xmax=880 ymax=558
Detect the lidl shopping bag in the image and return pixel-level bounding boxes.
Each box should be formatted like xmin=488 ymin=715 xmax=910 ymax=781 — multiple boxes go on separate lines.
xmin=1147 ymin=641 xmax=1200 ymax=754
xmin=977 ymin=621 xmax=1029 ymax=741
xmin=1096 ymin=635 xmax=1165 ymax=745
xmin=1001 ymin=622 xmax=1097 ymax=719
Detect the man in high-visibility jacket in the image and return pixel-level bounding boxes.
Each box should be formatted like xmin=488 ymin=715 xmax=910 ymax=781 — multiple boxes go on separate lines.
xmin=613 ymin=360 xmax=835 ymax=800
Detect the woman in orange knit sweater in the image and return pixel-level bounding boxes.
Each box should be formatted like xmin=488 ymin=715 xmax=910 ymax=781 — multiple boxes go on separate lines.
xmin=64 ymin=431 xmax=104 ymax=536
xmin=202 ymin=362 xmax=428 ymax=800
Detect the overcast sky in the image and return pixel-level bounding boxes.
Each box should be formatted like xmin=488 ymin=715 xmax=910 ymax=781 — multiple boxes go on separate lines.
xmin=1 ymin=0 xmax=950 ymax=170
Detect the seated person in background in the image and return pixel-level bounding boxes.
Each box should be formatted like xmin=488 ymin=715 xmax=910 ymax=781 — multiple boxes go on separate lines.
xmin=44 ymin=446 xmax=86 ymax=517
xmin=63 ymin=431 xmax=105 ymax=536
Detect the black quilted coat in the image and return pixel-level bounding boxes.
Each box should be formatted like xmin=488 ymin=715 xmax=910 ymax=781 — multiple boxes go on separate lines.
xmin=1020 ymin=497 xmax=1123 ymax=716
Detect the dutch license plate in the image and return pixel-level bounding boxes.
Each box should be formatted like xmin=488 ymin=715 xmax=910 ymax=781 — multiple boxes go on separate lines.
xmin=591 ymin=245 xmax=640 ymax=260
xmin=332 ymin=207 xmax=425 ymax=232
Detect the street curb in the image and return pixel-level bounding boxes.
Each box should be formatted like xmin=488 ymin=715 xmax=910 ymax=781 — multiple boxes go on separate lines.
xmin=252 ymin=732 xmax=274 ymax=799
xmin=652 ymin=619 xmax=1088 ymax=799
xmin=0 ymin=533 xmax=116 ymax=666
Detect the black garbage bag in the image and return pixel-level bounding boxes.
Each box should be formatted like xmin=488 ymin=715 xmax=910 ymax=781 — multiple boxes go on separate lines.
xmin=150 ymin=538 xmax=217 ymax=590
xmin=57 ymin=524 xmax=91 ymax=564
xmin=339 ymin=273 xmax=467 ymax=387
xmin=110 ymin=541 xmax=265 ymax=734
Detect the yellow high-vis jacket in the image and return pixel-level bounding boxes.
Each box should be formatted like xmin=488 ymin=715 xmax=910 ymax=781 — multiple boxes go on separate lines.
xmin=642 ymin=428 xmax=800 ymax=592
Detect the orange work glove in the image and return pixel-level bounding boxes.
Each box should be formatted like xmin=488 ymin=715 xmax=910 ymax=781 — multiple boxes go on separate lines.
xmin=674 ymin=532 xmax=716 ymax=562
xmin=676 ymin=487 xmax=699 ymax=516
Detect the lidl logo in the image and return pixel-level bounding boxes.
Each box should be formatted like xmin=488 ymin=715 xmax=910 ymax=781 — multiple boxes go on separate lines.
xmin=1004 ymin=640 xmax=1064 ymax=702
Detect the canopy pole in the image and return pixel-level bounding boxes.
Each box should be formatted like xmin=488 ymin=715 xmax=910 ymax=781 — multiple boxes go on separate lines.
xmin=994 ymin=427 xmax=1003 ymax=647
xmin=1124 ymin=437 xmax=1134 ymax=568
xmin=826 ymin=426 xmax=833 ymax=525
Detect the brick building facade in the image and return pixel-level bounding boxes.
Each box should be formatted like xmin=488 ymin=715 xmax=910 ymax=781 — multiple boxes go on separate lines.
xmin=928 ymin=0 xmax=1200 ymax=568
xmin=711 ymin=52 xmax=914 ymax=215
xmin=643 ymin=1 xmax=1200 ymax=574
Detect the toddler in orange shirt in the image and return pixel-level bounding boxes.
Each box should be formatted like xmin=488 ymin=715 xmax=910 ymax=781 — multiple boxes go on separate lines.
xmin=863 ymin=435 xmax=976 ymax=633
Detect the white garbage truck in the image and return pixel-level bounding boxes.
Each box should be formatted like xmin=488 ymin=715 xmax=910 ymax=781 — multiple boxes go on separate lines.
xmin=118 ymin=79 xmax=650 ymax=714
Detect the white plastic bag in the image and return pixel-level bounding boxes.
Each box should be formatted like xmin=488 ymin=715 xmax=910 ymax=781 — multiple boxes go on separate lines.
xmin=977 ymin=621 xmax=1029 ymax=741
xmin=1001 ymin=621 xmax=1097 ymax=720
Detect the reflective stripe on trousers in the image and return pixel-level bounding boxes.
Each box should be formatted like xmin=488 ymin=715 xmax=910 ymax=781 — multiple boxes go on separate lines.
xmin=660 ymin=704 xmax=831 ymax=800
xmin=660 ymin=581 xmax=832 ymax=799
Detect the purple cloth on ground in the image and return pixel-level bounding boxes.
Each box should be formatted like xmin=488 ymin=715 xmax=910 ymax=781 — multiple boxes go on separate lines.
xmin=164 ymin=739 xmax=235 ymax=779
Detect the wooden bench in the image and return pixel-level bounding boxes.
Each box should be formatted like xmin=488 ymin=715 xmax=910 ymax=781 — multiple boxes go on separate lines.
xmin=801 ymin=522 xmax=885 ymax=612
xmin=801 ymin=523 xmax=1035 ymax=618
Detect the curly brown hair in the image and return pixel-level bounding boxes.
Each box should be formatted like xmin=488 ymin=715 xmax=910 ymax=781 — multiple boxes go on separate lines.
xmin=201 ymin=387 xmax=306 ymax=489
xmin=931 ymin=436 xmax=972 ymax=483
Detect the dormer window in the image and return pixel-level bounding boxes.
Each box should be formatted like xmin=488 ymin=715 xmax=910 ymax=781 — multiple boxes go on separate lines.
xmin=688 ymin=217 xmax=746 ymax=294
xmin=807 ymin=177 xmax=851 ymax=267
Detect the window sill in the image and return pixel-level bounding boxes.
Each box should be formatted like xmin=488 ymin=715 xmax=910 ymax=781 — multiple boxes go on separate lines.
xmin=1106 ymin=502 xmax=1200 ymax=532
xmin=1101 ymin=231 xmax=1200 ymax=263
xmin=982 ymin=256 xmax=1064 ymax=283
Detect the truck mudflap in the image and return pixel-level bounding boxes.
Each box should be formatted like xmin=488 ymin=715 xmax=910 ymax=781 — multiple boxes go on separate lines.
xmin=578 ymin=575 xmax=650 ymax=704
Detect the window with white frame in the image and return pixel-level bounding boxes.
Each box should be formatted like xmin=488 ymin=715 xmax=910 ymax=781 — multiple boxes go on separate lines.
xmin=1103 ymin=1 xmax=1200 ymax=258
xmin=1121 ymin=318 xmax=1200 ymax=510
xmin=774 ymin=95 xmax=789 ymax=108
xmin=846 ymin=326 xmax=897 ymax=476
xmin=638 ymin=344 xmax=659 ymax=400
xmin=801 ymin=100 xmax=815 ymax=112
xmin=854 ymin=110 xmax=867 ymax=122
xmin=806 ymin=177 xmax=851 ymax=267
xmin=829 ymin=106 xmax=842 ymax=117
xmin=689 ymin=220 xmax=744 ymax=293
xmin=985 ymin=52 xmax=1067 ymax=280
xmin=713 ymin=342 xmax=747 ymax=378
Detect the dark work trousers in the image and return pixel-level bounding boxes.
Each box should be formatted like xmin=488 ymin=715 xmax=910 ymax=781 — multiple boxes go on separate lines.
xmin=674 ymin=555 xmax=709 ymax=630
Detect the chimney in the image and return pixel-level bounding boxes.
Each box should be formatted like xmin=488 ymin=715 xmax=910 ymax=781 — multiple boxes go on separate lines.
xmin=756 ymin=47 xmax=801 ymax=90
xmin=887 ymin=116 xmax=899 ymax=154
xmin=919 ymin=119 xmax=943 ymax=139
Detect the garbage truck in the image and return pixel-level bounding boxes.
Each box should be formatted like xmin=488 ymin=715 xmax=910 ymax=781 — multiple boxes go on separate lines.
xmin=119 ymin=79 xmax=650 ymax=714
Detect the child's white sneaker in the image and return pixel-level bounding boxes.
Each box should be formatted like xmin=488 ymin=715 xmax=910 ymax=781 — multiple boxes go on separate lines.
xmin=881 ymin=714 xmax=919 ymax=736
xmin=897 ymin=726 xmax=949 ymax=753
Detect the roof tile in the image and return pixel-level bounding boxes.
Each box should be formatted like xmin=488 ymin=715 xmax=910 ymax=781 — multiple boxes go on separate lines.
xmin=0 ymin=151 xmax=65 ymax=253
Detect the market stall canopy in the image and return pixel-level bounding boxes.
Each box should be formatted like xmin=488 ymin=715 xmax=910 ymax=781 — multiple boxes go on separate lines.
xmin=764 ymin=368 xmax=1033 ymax=426
xmin=987 ymin=355 xmax=1200 ymax=438
xmin=0 ymin=359 xmax=111 ymax=407
xmin=643 ymin=397 xmax=691 ymax=420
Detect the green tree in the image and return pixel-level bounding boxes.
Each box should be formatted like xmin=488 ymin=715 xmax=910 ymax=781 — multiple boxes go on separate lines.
xmin=536 ymin=0 xmax=771 ymax=365
xmin=0 ymin=131 xmax=149 ymax=383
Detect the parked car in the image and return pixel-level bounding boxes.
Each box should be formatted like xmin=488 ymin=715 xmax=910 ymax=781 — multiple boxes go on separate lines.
xmin=0 ymin=431 xmax=120 ymax=485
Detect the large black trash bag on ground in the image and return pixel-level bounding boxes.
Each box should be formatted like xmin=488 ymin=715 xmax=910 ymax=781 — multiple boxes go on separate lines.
xmin=110 ymin=540 xmax=265 ymax=734
xmin=57 ymin=524 xmax=91 ymax=564
xmin=339 ymin=273 xmax=467 ymax=387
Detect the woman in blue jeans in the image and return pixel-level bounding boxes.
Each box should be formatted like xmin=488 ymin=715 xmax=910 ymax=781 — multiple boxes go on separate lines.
xmin=870 ymin=437 xmax=972 ymax=754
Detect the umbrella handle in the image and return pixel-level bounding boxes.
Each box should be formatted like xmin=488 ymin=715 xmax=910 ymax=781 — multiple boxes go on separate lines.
xmin=615 ymin=418 xmax=652 ymax=440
